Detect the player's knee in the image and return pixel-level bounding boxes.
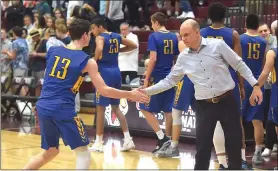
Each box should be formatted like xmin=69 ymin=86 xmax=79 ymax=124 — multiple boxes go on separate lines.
xmin=44 ymin=147 xmax=59 ymax=158
xmin=252 ymin=120 xmax=263 ymax=127
xmin=172 ymin=108 xmax=182 ymax=125
xmin=75 ymin=146 xmax=91 ymax=169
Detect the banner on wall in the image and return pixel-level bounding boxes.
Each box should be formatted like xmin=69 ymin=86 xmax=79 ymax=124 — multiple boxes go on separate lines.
xmin=104 ymin=98 xmax=196 ymax=137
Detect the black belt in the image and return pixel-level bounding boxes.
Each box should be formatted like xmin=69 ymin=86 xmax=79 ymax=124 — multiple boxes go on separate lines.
xmin=204 ymin=90 xmax=232 ymax=103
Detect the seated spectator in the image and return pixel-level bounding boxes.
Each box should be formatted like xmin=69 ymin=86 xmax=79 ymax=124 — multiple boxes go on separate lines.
xmin=177 ymin=0 xmax=195 ymax=19
xmin=34 ymin=0 xmax=51 ymax=17
xmin=46 ymin=17 xmax=55 ymax=29
xmin=56 ymin=24 xmax=71 ymax=45
xmin=55 ymin=18 xmax=66 ymax=28
xmin=118 ymin=23 xmax=139 ymax=84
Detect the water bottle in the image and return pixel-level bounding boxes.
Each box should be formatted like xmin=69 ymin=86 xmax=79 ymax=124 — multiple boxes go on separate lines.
xmin=125 ymin=75 xmax=130 ymax=84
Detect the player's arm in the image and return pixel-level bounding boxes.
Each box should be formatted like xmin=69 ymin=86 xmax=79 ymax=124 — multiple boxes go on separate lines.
xmin=2 ymin=50 xmax=16 ymax=60
xmin=144 ymin=51 xmax=156 ymax=87
xmin=94 ymin=36 xmax=104 ymax=61
xmin=257 ymin=49 xmax=275 ymax=87
xmin=83 ymin=59 xmax=149 ymax=103
xmin=178 ymin=40 xmax=186 ymax=53
xmin=119 ymin=36 xmax=137 ymax=52
xmin=232 ymin=30 xmax=245 ymax=99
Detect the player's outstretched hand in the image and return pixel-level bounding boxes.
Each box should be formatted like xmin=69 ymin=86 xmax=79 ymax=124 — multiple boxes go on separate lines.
xmin=249 ymin=86 xmax=263 ymax=106
xmin=129 ymin=88 xmax=149 ymax=103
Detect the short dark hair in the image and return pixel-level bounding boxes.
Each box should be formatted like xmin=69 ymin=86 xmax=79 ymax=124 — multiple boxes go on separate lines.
xmin=12 ymin=26 xmax=23 ymax=37
xmin=22 ymin=28 xmax=28 ymax=35
xmin=151 ymin=12 xmax=167 ymax=26
xmin=208 ymin=2 xmax=227 ymax=23
xmin=68 ymin=19 xmax=91 ymax=41
xmin=91 ymin=17 xmax=107 ymax=29
xmin=246 ymin=14 xmax=260 ymax=30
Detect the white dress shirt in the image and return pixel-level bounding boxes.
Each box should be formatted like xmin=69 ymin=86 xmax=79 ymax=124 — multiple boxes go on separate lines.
xmin=145 ymin=37 xmax=258 ymax=100
xmin=118 ymin=32 xmax=139 ymax=72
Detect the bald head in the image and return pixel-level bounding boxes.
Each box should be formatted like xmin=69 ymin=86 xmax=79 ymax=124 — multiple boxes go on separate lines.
xmin=179 ymin=19 xmax=201 ymax=50
xmin=180 ymin=19 xmax=200 ymax=31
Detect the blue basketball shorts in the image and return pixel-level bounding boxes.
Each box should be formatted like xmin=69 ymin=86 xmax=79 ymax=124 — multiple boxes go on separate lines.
xmin=172 ymin=76 xmax=195 ymax=111
xmin=139 ymin=74 xmax=175 ymax=113
xmin=96 ymin=67 xmax=122 ymax=107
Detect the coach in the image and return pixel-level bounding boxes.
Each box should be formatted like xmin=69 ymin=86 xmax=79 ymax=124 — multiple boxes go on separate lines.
xmin=143 ymin=19 xmax=262 ymax=170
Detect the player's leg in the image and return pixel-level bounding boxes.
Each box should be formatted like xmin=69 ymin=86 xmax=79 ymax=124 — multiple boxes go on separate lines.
xmin=251 ymin=102 xmax=265 ymax=165
xmin=111 ymin=105 xmax=135 ymax=151
xmin=165 ymin=112 xmax=173 ymax=138
xmin=213 ymin=121 xmax=228 ymax=169
xmin=23 ymin=114 xmax=60 ymax=169
xmin=56 ymin=116 xmax=91 ymax=169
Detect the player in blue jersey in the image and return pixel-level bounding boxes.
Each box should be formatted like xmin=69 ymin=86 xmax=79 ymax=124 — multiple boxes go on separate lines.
xmin=199 ymin=3 xmax=252 ymax=170
xmin=253 ymin=28 xmax=278 ymax=170
xmin=139 ymin=12 xmax=179 ymax=154
xmin=23 ymin=19 xmax=148 ymax=170
xmin=240 ymin=14 xmax=268 ymax=165
xmin=156 ymin=35 xmax=195 ymax=158
xmin=89 ymin=17 xmax=138 ymax=153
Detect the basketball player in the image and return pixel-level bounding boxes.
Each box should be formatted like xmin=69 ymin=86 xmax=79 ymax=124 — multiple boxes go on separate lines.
xmin=89 ymin=17 xmax=138 ymax=152
xmin=252 ymin=27 xmax=278 ymax=171
xmin=199 ymin=3 xmax=252 ymax=169
xmin=140 ymin=12 xmax=179 ymax=154
xmin=156 ymin=37 xmax=195 ymax=158
xmin=23 ymin=19 xmax=148 ymax=170
xmin=240 ymin=14 xmax=268 ymax=165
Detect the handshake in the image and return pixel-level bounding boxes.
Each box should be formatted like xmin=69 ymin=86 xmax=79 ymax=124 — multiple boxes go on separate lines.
xmin=127 ymin=87 xmax=150 ymax=103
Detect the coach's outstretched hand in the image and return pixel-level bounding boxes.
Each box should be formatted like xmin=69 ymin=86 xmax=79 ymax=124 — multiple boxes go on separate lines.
xmin=129 ymin=88 xmax=149 ymax=103
xmin=249 ymin=86 xmax=263 ymax=106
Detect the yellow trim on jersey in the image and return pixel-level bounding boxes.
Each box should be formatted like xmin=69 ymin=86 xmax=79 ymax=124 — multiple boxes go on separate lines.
xmin=209 ymin=26 xmax=225 ymax=29
xmin=71 ymin=76 xmax=84 ymax=94
xmin=74 ymin=117 xmax=87 ymax=142
xmin=174 ymin=80 xmax=184 ymax=105
xmin=271 ymin=68 xmax=276 ymax=84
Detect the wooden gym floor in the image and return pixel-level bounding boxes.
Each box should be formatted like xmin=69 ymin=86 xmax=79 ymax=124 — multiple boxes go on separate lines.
xmin=1 ymin=114 xmax=277 ymax=169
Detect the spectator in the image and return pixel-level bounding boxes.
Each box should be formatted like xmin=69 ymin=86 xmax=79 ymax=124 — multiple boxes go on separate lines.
xmin=106 ymin=0 xmax=124 ymax=33
xmin=23 ymin=15 xmax=34 ymax=34
xmin=177 ymin=0 xmax=195 ymax=19
xmin=55 ymin=18 xmax=66 ymax=28
xmin=2 ymin=26 xmax=29 ymax=78
xmin=46 ymin=17 xmax=55 ymax=29
xmin=164 ymin=0 xmax=180 ymax=17
xmin=259 ymin=23 xmax=277 ymax=49
xmin=56 ymin=24 xmax=71 ymax=45
xmin=34 ymin=0 xmax=51 ymax=17
xmin=271 ymin=20 xmax=278 ymax=36
xmin=45 ymin=28 xmax=65 ymax=51
xmin=118 ymin=23 xmax=139 ymax=84
xmin=5 ymin=0 xmax=26 ymax=31
xmin=1 ymin=0 xmax=12 ymax=30
xmin=23 ymin=0 xmax=36 ymax=17
xmin=1 ymin=28 xmax=13 ymax=86
xmin=38 ymin=15 xmax=47 ymax=38
xmin=28 ymin=28 xmax=47 ymax=96
xmin=99 ymin=0 xmax=107 ymax=16
xmin=33 ymin=12 xmax=40 ymax=29
xmin=67 ymin=1 xmax=83 ymax=20
xmin=54 ymin=8 xmax=65 ymax=19
xmin=126 ymin=0 xmax=151 ymax=31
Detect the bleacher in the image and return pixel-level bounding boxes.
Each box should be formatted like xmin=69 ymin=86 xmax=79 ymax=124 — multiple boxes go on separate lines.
xmin=132 ymin=0 xmax=278 ymax=68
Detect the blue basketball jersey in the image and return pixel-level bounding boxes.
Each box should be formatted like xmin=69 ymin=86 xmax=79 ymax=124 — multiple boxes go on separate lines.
xmin=36 ymin=46 xmax=89 ymax=118
xmin=147 ymin=31 xmax=179 ymax=76
xmin=240 ymin=33 xmax=267 ymax=79
xmin=270 ymin=48 xmax=278 ymax=108
xmin=200 ymin=26 xmax=238 ymax=83
xmin=97 ymin=32 xmax=122 ymax=68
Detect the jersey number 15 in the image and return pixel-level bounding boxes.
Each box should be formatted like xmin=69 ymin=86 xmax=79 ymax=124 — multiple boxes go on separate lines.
xmin=247 ymin=43 xmax=260 ymax=59
xmin=49 ymin=56 xmax=71 ymax=79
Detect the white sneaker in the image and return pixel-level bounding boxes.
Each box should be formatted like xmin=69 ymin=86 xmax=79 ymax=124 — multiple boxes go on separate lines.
xmin=262 ymin=148 xmax=271 ymax=157
xmin=120 ymin=137 xmax=135 ymax=152
xmin=185 ymin=11 xmax=195 ymax=18
xmin=273 ymin=144 xmax=277 ymax=152
xmin=177 ymin=12 xmax=187 ymax=19
xmin=88 ymin=141 xmax=104 ymax=152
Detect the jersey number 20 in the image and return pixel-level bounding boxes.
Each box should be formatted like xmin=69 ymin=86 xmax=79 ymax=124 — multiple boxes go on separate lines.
xmin=49 ymin=56 xmax=71 ymax=79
